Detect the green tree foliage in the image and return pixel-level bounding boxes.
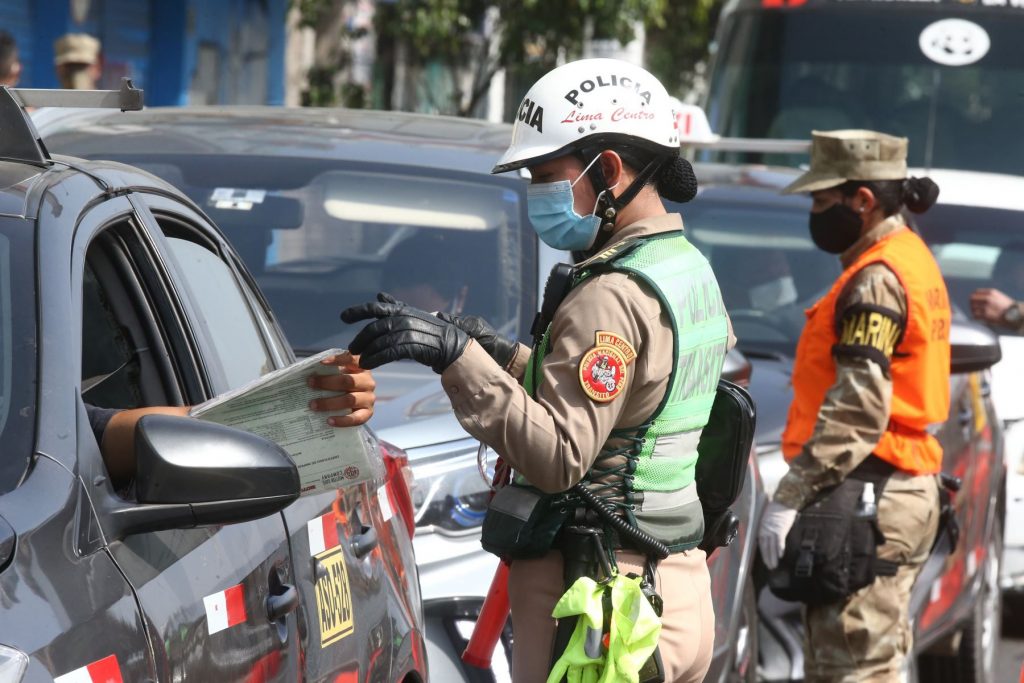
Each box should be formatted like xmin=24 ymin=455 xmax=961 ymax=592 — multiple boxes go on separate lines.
xmin=378 ymin=0 xmax=699 ymax=116
xmin=645 ymin=0 xmax=723 ymax=98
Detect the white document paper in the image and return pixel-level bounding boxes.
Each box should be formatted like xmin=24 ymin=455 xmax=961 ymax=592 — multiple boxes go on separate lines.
xmin=190 ymin=349 xmax=381 ymax=496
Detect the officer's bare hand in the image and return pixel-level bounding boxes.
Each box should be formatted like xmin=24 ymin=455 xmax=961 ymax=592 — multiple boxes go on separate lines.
xmin=308 ymin=351 xmax=377 ymax=427
xmin=758 ymin=500 xmax=799 ymax=571
xmin=970 ymin=288 xmax=1015 ymax=325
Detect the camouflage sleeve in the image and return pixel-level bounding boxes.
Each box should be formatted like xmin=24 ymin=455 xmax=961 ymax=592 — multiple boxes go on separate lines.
xmin=773 ymin=264 xmax=907 ymax=510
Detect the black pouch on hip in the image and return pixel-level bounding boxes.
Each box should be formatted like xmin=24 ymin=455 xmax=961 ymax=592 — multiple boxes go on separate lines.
xmin=480 ymin=484 xmax=571 ymax=560
xmin=696 ymin=379 xmax=756 ymax=554
xmin=768 ymin=475 xmax=891 ymax=605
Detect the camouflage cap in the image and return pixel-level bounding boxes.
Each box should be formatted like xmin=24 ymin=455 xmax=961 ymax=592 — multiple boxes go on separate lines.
xmin=782 ymin=129 xmax=908 ymax=195
xmin=54 ymin=33 xmax=100 ymax=66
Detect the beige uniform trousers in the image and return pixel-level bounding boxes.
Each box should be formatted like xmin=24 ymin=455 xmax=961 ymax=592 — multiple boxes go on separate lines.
xmin=507 ymin=548 xmax=714 ymax=683
xmin=803 ymin=472 xmax=940 ymax=683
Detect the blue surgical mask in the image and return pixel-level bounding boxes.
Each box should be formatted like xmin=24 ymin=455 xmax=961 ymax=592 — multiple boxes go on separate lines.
xmin=526 ymin=156 xmax=611 ymax=251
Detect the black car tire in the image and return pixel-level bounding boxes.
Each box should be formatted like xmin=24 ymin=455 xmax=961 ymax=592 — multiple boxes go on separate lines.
xmin=956 ymin=519 xmax=1002 ymax=683
xmin=919 ymin=519 xmax=1001 ymax=683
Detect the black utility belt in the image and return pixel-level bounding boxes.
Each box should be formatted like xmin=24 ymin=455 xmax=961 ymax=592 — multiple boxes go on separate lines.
xmin=768 ymin=456 xmax=898 ymax=606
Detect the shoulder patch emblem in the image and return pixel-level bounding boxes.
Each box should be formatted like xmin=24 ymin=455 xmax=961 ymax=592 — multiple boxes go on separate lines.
xmin=578 ymin=331 xmax=636 ymax=402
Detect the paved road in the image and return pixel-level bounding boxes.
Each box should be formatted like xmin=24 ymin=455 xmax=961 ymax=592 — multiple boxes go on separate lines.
xmin=999 ymin=636 xmax=1024 ymax=683
xmin=998 ymin=603 xmax=1024 ymax=682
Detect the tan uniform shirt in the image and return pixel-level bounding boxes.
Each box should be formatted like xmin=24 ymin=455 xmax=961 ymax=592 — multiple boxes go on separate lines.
xmin=774 ymin=216 xmax=909 ymax=510
xmin=440 ymin=213 xmax=731 ymax=494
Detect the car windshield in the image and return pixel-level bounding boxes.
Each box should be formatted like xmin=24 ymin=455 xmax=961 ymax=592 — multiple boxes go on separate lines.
xmin=673 ymin=197 xmax=841 ymax=356
xmin=99 ymin=154 xmax=532 ymax=393
xmin=0 ymin=218 xmax=35 ymax=495
xmin=706 ymin=5 xmax=1024 ymax=175
xmin=916 ymin=203 xmax=1024 ymax=335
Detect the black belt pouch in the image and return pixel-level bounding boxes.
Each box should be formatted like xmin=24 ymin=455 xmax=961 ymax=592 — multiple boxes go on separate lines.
xmin=480 ymin=484 xmax=570 ymax=560
xmin=768 ymin=465 xmax=892 ymax=605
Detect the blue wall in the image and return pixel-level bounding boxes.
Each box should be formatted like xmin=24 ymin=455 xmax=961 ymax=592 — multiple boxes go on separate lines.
xmin=0 ymin=0 xmax=286 ymax=105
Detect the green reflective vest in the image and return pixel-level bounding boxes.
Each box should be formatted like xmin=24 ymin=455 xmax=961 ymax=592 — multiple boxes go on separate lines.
xmin=526 ymin=231 xmax=729 ymax=551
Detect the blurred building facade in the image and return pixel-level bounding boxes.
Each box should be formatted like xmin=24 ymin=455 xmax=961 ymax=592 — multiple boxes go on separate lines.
xmin=0 ymin=0 xmax=287 ymax=105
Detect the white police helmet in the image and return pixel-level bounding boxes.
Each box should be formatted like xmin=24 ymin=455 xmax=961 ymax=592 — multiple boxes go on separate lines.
xmin=492 ymin=58 xmax=681 ymax=174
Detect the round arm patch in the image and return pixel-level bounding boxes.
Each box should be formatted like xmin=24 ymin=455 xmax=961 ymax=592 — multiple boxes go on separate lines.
xmin=578 ymin=331 xmax=637 ymax=402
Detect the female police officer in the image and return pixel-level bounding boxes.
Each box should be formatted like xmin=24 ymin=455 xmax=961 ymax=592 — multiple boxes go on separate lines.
xmin=340 ymin=58 xmax=730 ymax=683
xmin=758 ymin=130 xmax=946 ymax=682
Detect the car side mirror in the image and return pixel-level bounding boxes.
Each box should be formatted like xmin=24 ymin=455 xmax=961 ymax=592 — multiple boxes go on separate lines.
xmin=106 ymin=415 xmax=300 ymax=537
xmin=950 ymin=320 xmax=1002 ymax=374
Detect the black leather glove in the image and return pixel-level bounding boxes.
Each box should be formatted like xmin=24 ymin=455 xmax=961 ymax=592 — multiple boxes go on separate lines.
xmin=341 ymin=293 xmax=469 ymax=373
xmin=436 ymin=312 xmax=518 ymax=369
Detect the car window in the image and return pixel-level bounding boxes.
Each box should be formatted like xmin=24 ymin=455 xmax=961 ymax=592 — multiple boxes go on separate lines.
xmin=0 ymin=220 xmax=34 ymax=494
xmin=916 ymin=203 xmax=1024 ymax=334
xmin=104 ymin=155 xmax=531 ymax=402
xmin=669 ymin=199 xmax=840 ymax=354
xmin=707 ymin=6 xmax=1024 ymax=175
xmin=82 ymin=258 xmax=144 ymax=409
xmin=159 ymin=218 xmax=274 ymax=390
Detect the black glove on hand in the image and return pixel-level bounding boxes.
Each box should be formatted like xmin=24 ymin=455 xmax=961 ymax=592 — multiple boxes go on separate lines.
xmin=340 ymin=293 xmax=469 ymax=374
xmin=436 ymin=312 xmax=518 ymax=369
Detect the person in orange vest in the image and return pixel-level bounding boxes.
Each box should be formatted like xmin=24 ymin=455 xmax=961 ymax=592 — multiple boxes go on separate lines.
xmin=758 ymin=130 xmax=949 ymax=682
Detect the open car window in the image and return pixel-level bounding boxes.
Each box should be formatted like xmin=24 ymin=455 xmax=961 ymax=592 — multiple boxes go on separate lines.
xmin=0 ymin=221 xmax=34 ymax=494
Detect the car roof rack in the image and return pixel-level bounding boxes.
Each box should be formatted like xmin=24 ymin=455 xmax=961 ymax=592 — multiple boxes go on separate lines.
xmin=675 ymin=104 xmax=811 ymax=156
xmin=0 ymin=78 xmax=143 ymax=167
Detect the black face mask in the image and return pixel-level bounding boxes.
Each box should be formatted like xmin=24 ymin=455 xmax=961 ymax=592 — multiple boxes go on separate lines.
xmin=808 ymin=202 xmax=863 ymax=254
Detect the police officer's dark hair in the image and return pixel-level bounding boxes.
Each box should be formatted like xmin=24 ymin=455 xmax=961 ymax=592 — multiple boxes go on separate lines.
xmin=839 ymin=177 xmax=939 ymax=216
xmin=0 ymin=32 xmax=17 ymax=81
xmin=578 ymin=143 xmax=698 ymax=204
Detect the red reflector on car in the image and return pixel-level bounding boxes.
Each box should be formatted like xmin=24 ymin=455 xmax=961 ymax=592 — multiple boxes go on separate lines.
xmin=381 ymin=441 xmax=416 ymax=539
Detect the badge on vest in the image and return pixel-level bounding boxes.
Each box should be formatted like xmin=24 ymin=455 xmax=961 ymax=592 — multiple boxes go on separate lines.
xmin=578 ymin=331 xmax=636 ymax=402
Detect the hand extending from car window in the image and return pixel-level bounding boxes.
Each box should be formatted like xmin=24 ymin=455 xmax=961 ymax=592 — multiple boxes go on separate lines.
xmin=341 ymin=293 xmax=469 ymax=374
xmin=307 ymin=351 xmax=377 ymax=427
xmin=435 ymin=311 xmax=518 ymax=370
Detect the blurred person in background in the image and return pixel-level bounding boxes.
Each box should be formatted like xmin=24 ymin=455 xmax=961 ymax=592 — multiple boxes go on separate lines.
xmin=0 ymin=31 xmax=21 ymax=87
xmin=54 ymin=33 xmax=101 ymax=90
xmin=970 ymin=242 xmax=1024 ymax=332
xmin=385 ymin=233 xmax=470 ymax=315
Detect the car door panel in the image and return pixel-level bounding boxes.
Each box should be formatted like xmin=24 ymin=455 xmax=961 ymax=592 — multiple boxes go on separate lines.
xmin=0 ymin=454 xmax=156 ymax=683
xmin=282 ymin=486 xmax=394 ymax=682
xmin=72 ymin=202 xmax=301 ymax=682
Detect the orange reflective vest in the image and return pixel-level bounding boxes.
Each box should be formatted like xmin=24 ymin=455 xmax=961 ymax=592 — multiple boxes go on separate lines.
xmin=782 ymin=227 xmax=951 ymax=474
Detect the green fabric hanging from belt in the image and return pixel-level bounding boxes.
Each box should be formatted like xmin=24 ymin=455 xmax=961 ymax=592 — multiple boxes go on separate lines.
xmin=546 ymin=574 xmax=662 ymax=683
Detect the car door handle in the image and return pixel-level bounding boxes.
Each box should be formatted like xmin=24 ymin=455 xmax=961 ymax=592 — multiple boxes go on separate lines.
xmin=352 ymin=526 xmax=378 ymax=559
xmin=266 ymin=584 xmax=299 ymax=622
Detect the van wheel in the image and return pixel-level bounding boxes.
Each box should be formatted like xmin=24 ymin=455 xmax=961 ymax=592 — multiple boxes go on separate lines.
xmin=729 ymin=579 xmax=758 ymax=683
xmin=920 ymin=522 xmax=1002 ymax=683
xmin=956 ymin=522 xmax=1002 ymax=683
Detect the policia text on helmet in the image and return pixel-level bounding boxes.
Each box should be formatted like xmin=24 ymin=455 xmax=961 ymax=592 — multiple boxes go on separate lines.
xmin=340 ymin=58 xmax=749 ymax=683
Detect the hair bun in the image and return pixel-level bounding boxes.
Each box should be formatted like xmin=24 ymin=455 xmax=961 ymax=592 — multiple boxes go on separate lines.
xmin=657 ymin=156 xmax=698 ymax=203
xmin=902 ymin=176 xmax=939 ymax=214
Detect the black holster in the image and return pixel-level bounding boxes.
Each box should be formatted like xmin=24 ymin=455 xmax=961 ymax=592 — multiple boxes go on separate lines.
xmin=768 ymin=457 xmax=897 ymax=605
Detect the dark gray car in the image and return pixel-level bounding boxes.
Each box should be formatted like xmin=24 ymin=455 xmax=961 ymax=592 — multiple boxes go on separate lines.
xmin=1 ymin=98 xmax=425 ymax=681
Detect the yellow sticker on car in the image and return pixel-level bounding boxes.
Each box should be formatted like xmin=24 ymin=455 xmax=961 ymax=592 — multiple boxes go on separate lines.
xmin=315 ymin=546 xmax=355 ymax=647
